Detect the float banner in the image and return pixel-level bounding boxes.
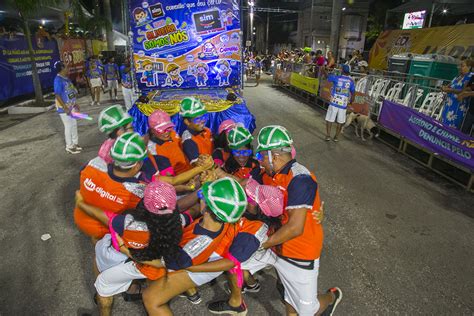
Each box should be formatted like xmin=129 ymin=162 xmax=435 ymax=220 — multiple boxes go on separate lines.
xmin=379 ymin=100 xmax=474 ymax=171
xmin=57 ymin=38 xmax=86 ymax=83
xmin=290 ymin=72 xmax=319 ymax=95
xmin=369 ymin=23 xmax=474 ymax=70
xmin=0 ymin=36 xmax=59 ymax=101
xmin=129 ymin=0 xmax=241 ymax=92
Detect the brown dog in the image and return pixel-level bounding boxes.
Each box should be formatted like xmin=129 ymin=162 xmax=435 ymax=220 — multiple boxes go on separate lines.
xmin=343 ymin=112 xmax=379 ymax=141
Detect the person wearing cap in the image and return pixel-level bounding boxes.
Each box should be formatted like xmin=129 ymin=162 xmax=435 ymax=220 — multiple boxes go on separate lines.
xmin=324 ymin=64 xmax=355 ymax=142
xmin=183 ymin=179 xmax=285 ymax=315
xmin=212 ymin=119 xmax=237 ymax=167
xmin=97 ymin=105 xmax=134 ymax=163
xmin=74 ymin=132 xmax=148 ymax=242
xmin=247 ymin=125 xmax=342 ymax=316
xmin=54 ymin=61 xmax=82 ymax=154
xmin=75 ymin=181 xmax=189 ymax=315
xmin=223 ymin=125 xmax=262 ymax=180
xmin=180 ymin=97 xmax=214 ymax=165
xmin=142 ymin=177 xmax=247 ymax=315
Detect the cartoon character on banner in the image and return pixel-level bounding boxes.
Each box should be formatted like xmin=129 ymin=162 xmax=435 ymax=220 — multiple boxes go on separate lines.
xmin=133 ymin=7 xmax=150 ymax=25
xmin=188 ymin=63 xmax=209 ymax=87
xmin=198 ymin=42 xmax=219 ymax=60
xmin=163 ymin=63 xmax=184 ymax=88
xmin=223 ymin=9 xmax=236 ymax=27
xmin=141 ymin=60 xmax=157 ymax=87
xmin=216 ymin=60 xmax=231 ymax=86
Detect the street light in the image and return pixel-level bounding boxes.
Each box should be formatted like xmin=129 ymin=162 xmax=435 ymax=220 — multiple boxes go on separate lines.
xmin=41 ymin=19 xmax=46 ymax=25
xmin=442 ymin=9 xmax=447 ymax=14
xmin=342 ymin=7 xmax=346 ymax=11
xmin=249 ymin=0 xmax=255 ymax=51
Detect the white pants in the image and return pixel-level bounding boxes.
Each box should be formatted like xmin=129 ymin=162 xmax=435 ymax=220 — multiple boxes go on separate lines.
xmin=242 ymin=249 xmax=320 ymax=316
xmin=122 ymin=87 xmax=134 ymax=110
xmin=95 ymin=260 xmax=146 ymax=297
xmin=59 ymin=113 xmax=78 ymax=148
xmin=325 ymin=105 xmax=347 ymax=124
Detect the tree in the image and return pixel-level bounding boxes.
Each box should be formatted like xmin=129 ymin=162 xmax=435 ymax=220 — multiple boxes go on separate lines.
xmin=9 ymin=0 xmax=61 ymax=105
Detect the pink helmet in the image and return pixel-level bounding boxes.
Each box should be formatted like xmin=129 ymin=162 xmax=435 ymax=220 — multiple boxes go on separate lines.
xmin=218 ymin=119 xmax=237 ymax=135
xmin=143 ymin=180 xmax=177 ymax=215
xmin=98 ymin=138 xmax=115 ymax=164
xmin=148 ymin=110 xmax=174 ymax=133
xmin=245 ymin=178 xmax=284 ymax=217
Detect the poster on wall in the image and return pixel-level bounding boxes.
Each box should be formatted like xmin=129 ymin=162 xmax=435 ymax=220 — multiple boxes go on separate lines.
xmin=0 ymin=36 xmax=60 ymax=101
xmin=57 ymin=38 xmax=86 ymax=83
xmin=129 ymin=0 xmax=242 ymax=92
xmin=402 ymin=10 xmax=426 ymax=30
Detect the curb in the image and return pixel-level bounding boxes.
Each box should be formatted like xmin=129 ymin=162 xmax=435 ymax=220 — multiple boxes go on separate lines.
xmin=7 ymin=103 xmax=55 ymax=115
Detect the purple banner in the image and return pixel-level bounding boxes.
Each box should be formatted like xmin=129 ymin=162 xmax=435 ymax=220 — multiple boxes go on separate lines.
xmin=379 ymin=100 xmax=474 ymax=171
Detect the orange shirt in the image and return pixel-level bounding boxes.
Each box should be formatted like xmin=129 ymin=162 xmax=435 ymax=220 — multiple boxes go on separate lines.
xmin=145 ymin=131 xmax=191 ymax=176
xmin=263 ymin=160 xmax=323 ymax=261
xmin=182 ymin=128 xmax=214 ymax=163
xmin=136 ymin=220 xmax=235 ymax=280
xmin=74 ymin=157 xmax=145 ymax=239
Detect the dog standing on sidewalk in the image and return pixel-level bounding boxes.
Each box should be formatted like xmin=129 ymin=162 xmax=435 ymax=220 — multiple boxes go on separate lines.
xmin=342 ymin=112 xmax=380 ymax=141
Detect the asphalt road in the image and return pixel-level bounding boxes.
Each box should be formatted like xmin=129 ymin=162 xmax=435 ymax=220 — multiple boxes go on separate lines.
xmin=0 ymin=76 xmax=473 ymax=315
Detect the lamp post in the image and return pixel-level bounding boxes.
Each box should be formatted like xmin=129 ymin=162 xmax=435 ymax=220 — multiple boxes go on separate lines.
xmin=249 ymin=0 xmax=255 ymax=51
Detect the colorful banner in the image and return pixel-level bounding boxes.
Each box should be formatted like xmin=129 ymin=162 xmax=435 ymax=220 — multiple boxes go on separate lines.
xmin=57 ymin=38 xmax=86 ymax=83
xmin=0 ymin=36 xmax=59 ymax=101
xmin=129 ymin=0 xmax=241 ymax=92
xmin=369 ymin=23 xmax=474 ymax=70
xmin=379 ymin=100 xmax=474 ymax=171
xmin=290 ymin=72 xmax=319 ymax=95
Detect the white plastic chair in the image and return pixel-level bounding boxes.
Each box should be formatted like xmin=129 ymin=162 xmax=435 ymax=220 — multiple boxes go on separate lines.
xmin=419 ymin=92 xmax=444 ymax=116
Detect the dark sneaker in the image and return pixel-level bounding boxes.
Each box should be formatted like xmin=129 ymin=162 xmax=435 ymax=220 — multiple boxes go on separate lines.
xmin=242 ymin=280 xmax=260 ymax=293
xmin=224 ymin=279 xmax=261 ymax=294
xmin=178 ymin=291 xmax=202 ymax=305
xmin=208 ymin=300 xmax=247 ymax=315
xmin=321 ymin=287 xmax=342 ymax=316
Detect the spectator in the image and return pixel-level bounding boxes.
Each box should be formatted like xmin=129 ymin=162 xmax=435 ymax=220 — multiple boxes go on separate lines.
xmin=441 ymin=59 xmax=473 ymax=129
xmin=86 ymin=55 xmax=104 ymax=106
xmin=326 ymin=51 xmax=336 ymax=69
xmin=120 ymin=58 xmax=135 ymax=110
xmin=458 ymin=74 xmax=474 ymax=135
xmin=105 ymin=57 xmax=119 ymax=101
xmin=54 ymin=61 xmax=82 ymax=154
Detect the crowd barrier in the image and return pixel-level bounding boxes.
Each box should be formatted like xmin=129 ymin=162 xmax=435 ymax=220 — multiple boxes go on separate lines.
xmin=272 ymin=61 xmax=473 ymax=190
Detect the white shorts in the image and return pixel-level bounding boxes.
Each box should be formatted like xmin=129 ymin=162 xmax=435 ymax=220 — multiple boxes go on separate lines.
xmin=107 ymin=79 xmax=118 ymax=89
xmin=325 ymin=105 xmax=347 ymax=124
xmin=94 ymin=260 xmax=146 ymax=297
xmin=95 ymin=234 xmax=128 ymax=272
xmin=242 ymin=249 xmax=320 ymax=315
xmin=90 ymin=78 xmax=102 ymax=88
xmin=186 ymin=253 xmax=224 ymax=286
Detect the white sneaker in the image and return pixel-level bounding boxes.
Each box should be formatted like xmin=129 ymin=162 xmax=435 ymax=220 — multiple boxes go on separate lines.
xmin=73 ymin=145 xmax=83 ymax=151
xmin=90 ymin=101 xmax=95 ymax=106
xmin=66 ymin=147 xmax=80 ymax=154
xmin=96 ymin=102 xmax=101 ymax=106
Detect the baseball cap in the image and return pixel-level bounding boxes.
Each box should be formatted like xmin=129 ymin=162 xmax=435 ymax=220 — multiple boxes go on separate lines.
xmin=148 ymin=110 xmax=175 ymax=134
xmin=111 ymin=214 xmax=150 ymax=249
xmin=143 ymin=180 xmax=177 ymax=215
xmin=342 ymin=64 xmax=351 ymax=74
xmin=245 ymin=178 xmax=284 ymax=217
xmin=218 ymin=119 xmax=237 ymax=135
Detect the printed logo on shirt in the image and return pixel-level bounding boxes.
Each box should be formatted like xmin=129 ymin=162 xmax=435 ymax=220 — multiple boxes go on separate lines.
xmin=83 ymin=178 xmax=124 ymax=204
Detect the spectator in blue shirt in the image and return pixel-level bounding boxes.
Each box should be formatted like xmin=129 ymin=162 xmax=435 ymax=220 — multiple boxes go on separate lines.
xmin=86 ymin=55 xmax=104 ymax=106
xmin=120 ymin=58 xmax=135 ymax=110
xmin=54 ymin=61 xmax=82 ymax=154
xmin=105 ymin=57 xmax=119 ymax=101
xmin=324 ymin=64 xmax=355 ymax=142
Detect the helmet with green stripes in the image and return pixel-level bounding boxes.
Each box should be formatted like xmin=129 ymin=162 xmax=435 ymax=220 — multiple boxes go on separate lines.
xmin=110 ymin=132 xmax=147 ymax=165
xmin=98 ymin=105 xmax=133 ymax=134
xmin=256 ymin=125 xmax=293 ymax=152
xmin=180 ymin=97 xmax=207 ymax=118
xmin=227 ymin=126 xmax=254 ymax=150
xmin=201 ymin=177 xmax=247 ymax=223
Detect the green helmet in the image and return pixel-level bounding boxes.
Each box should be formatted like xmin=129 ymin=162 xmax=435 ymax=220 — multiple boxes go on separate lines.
xmin=256 ymin=125 xmax=293 ymax=152
xmin=110 ymin=132 xmax=147 ymax=165
xmin=98 ymin=105 xmax=133 ymax=134
xmin=227 ymin=126 xmax=254 ymax=150
xmin=180 ymin=97 xmax=207 ymax=118
xmin=201 ymin=177 xmax=247 ymax=223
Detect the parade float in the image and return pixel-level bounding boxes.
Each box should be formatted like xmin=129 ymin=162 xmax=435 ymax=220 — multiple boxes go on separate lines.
xmin=127 ymin=0 xmax=255 ymax=135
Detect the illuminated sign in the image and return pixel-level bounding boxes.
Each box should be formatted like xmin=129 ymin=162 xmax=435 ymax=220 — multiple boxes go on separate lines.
xmin=402 ymin=10 xmax=426 ymax=30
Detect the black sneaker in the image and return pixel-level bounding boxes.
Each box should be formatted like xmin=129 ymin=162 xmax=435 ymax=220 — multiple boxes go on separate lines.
xmin=242 ymin=279 xmax=260 ymax=293
xmin=178 ymin=291 xmax=202 ymax=305
xmin=224 ymin=279 xmax=261 ymax=294
xmin=208 ymin=300 xmax=247 ymax=315
xmin=321 ymin=287 xmax=343 ymax=316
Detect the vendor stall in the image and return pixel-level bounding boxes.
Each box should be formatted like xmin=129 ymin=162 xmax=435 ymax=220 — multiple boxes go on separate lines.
xmin=128 ymin=0 xmax=255 ymax=135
